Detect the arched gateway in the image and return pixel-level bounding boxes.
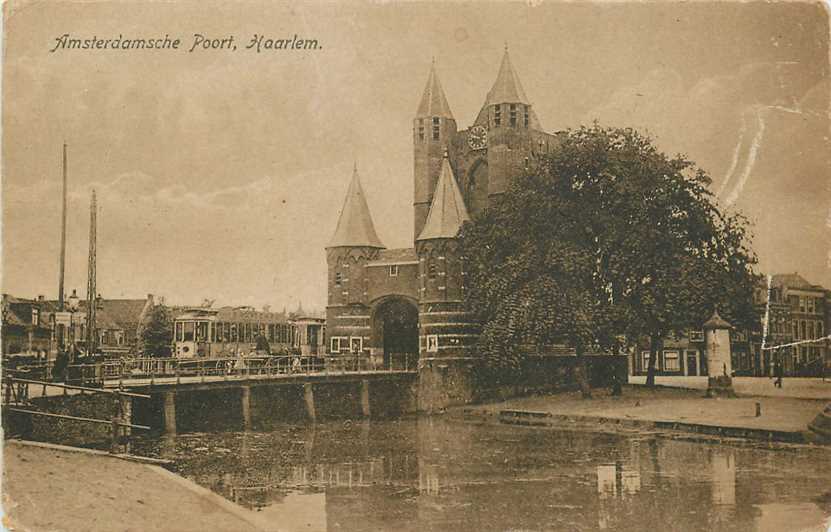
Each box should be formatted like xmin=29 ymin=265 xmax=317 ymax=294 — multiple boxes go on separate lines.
xmin=370 ymin=296 xmax=418 ymax=368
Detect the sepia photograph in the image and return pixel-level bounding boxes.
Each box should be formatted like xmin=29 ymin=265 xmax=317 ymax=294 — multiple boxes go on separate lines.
xmin=1 ymin=1 xmax=830 ymax=531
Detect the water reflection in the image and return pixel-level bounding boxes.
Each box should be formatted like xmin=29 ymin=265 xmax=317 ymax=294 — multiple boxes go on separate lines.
xmin=134 ymin=418 xmax=831 ymax=532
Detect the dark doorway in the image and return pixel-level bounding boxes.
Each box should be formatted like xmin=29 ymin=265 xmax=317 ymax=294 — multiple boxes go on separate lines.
xmin=686 ymin=351 xmax=698 ymax=376
xmin=373 ymin=298 xmax=418 ymax=369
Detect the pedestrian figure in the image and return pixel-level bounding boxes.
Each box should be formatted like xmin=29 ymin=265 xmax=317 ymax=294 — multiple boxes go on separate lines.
xmin=609 ymin=370 xmax=622 ymax=396
xmin=774 ymin=359 xmax=784 ymax=388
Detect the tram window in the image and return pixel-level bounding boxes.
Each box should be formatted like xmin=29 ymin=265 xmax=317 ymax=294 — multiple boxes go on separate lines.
xmin=183 ymin=322 xmax=195 ymax=341
xmin=223 ymin=323 xmax=230 ymax=342
xmin=244 ymin=323 xmax=252 ymax=342
xmin=175 ymin=322 xmax=184 ymax=342
xmin=197 ymin=322 xmax=208 ymax=342
xmin=214 ymin=323 xmax=222 ymax=342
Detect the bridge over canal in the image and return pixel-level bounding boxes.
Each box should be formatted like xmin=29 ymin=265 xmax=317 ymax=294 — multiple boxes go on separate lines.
xmin=8 ymin=356 xmax=420 ymax=436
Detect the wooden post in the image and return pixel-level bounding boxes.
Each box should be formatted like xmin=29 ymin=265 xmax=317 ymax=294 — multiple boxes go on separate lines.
xmin=240 ymin=386 xmax=252 ymax=430
xmin=303 ymin=383 xmax=316 ymax=422
xmin=360 ymin=379 xmax=371 ymax=418
xmin=163 ymin=391 xmax=177 ymax=434
xmin=110 ymin=390 xmax=121 ymax=454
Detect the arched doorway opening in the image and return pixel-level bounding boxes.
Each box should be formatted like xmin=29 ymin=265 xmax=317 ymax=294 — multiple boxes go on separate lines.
xmin=371 ymin=297 xmax=418 ymax=369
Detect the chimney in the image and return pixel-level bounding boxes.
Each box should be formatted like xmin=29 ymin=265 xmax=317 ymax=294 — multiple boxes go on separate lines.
xmin=37 ymin=295 xmax=45 ymax=302
xmin=147 ymin=294 xmax=154 ymax=305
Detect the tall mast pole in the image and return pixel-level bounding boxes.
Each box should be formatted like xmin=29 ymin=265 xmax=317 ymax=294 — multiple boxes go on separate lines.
xmin=85 ymin=190 xmax=97 ymax=355
xmin=58 ymin=143 xmax=68 ymax=311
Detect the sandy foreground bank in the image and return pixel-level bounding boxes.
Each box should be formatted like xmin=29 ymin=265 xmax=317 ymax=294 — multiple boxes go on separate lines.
xmin=2 ymin=440 xmax=277 ymax=532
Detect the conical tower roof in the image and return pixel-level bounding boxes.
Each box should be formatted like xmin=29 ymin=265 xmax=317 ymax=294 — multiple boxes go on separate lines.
xmin=703 ymin=310 xmax=732 ymax=330
xmin=416 ymin=60 xmax=454 ymax=119
xmin=328 ymin=164 xmax=385 ymax=249
xmin=486 ymin=46 xmax=531 ymax=106
xmin=475 ymin=46 xmax=542 ymax=130
xmin=417 ymin=152 xmax=470 ymax=241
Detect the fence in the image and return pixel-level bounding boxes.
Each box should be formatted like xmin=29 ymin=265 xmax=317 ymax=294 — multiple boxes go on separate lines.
xmin=2 ymin=375 xmax=150 ymax=453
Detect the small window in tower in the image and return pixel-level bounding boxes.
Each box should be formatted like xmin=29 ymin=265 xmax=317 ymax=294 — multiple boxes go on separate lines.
xmin=428 ymin=262 xmax=437 ymax=279
xmin=418 ymin=118 xmax=425 ymax=141
xmin=510 ymin=104 xmax=517 ymax=127
xmin=432 ymin=117 xmax=440 ymax=140
xmin=494 ymin=105 xmax=502 ymax=127
xmin=335 ymin=272 xmax=342 ymax=286
xmin=524 ymin=106 xmax=530 ymax=128
xmin=389 ymin=265 xmax=399 ymax=277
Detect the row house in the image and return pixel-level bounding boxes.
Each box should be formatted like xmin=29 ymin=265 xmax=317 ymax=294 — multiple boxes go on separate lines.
xmin=631 ymin=272 xmax=830 ymax=378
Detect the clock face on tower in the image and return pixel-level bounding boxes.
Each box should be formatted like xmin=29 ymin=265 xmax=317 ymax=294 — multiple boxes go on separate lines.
xmin=467 ymin=125 xmax=488 ymax=150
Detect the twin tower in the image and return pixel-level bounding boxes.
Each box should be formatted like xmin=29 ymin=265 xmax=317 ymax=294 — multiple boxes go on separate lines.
xmin=325 ymin=48 xmax=558 ymax=409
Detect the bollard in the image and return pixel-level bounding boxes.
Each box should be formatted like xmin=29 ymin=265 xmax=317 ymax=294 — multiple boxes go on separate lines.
xmin=755 ymin=402 xmax=761 ymax=417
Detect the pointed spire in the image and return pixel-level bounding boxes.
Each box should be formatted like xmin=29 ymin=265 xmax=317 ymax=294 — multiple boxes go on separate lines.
xmin=473 ymin=47 xmax=542 ymax=129
xmin=417 ymin=151 xmax=470 ymax=241
xmin=486 ymin=46 xmax=531 ymax=105
xmin=328 ymin=164 xmax=385 ymax=249
xmin=416 ymin=60 xmax=454 ymax=119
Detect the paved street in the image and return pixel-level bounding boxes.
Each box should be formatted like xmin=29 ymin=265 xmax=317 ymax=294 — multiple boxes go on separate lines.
xmin=628 ymin=375 xmax=831 ymax=400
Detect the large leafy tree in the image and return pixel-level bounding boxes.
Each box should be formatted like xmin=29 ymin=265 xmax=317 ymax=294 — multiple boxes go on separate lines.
xmin=460 ymin=125 xmax=759 ymax=389
xmin=139 ymin=304 xmax=173 ymax=358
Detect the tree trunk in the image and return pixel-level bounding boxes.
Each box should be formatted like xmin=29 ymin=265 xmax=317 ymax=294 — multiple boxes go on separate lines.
xmin=645 ymin=334 xmax=661 ymax=387
xmin=576 ymin=343 xmax=593 ymax=399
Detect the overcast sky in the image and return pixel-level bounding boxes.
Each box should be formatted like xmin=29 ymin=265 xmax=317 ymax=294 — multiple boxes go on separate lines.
xmin=3 ymin=1 xmax=829 ymax=310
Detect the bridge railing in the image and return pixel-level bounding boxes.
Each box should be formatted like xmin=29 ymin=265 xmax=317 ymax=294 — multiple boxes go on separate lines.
xmin=74 ymin=353 xmax=417 ymax=383
xmin=2 ymin=374 xmax=151 ymax=454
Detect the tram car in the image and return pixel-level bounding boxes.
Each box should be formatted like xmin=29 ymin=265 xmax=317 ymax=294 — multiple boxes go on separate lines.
xmin=173 ymin=306 xmax=296 ymax=359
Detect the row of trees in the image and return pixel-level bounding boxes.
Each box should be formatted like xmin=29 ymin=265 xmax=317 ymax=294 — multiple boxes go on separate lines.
xmin=459 ymin=126 xmax=760 ymax=391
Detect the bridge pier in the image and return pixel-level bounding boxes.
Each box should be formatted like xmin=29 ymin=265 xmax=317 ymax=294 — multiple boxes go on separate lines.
xmin=162 ymin=391 xmax=177 ymax=435
xmin=240 ymin=386 xmax=252 ymax=430
xmin=360 ymin=379 xmax=371 ymax=418
xmin=304 ymin=383 xmax=316 ymax=422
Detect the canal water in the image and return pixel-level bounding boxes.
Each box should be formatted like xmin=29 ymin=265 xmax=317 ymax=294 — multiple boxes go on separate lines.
xmin=133 ymin=416 xmax=831 ymax=531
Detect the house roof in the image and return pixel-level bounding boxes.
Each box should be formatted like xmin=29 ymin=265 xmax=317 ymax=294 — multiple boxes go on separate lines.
xmin=771 ymin=273 xmax=825 ymax=291
xmin=327 ymin=164 xmax=385 ymax=249
xmin=416 ymin=60 xmax=454 ymax=119
xmin=417 ymin=154 xmax=470 ymax=241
